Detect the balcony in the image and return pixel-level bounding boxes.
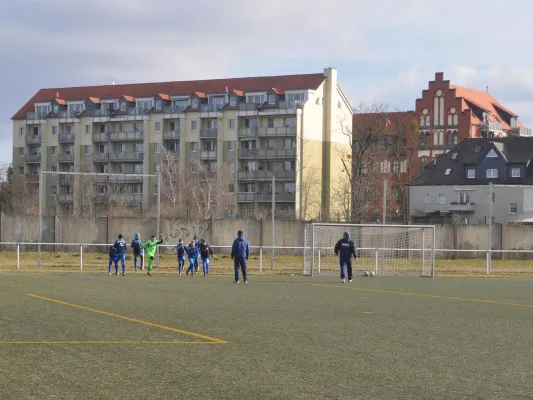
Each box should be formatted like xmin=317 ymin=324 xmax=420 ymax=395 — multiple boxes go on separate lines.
xmin=25 ymin=154 xmax=41 ymax=163
xmin=200 ymin=104 xmax=223 ymax=117
xmin=256 ymin=170 xmax=295 ymax=180
xmin=59 ymin=110 xmax=81 ymax=122
xmin=481 ymin=122 xmax=502 ymax=134
xmin=108 ymin=175 xmax=143 ymax=183
xmin=59 ymin=134 xmax=75 ymax=143
xmin=25 ymin=135 xmax=41 ymax=144
xmin=238 ymin=149 xmax=256 ymax=158
xmin=92 ymin=133 xmax=109 ymax=142
xmin=200 ymin=150 xmax=217 ymax=160
xmin=238 ymin=103 xmax=260 ymax=112
xmin=200 ymin=128 xmax=218 ymax=138
xmin=58 ymin=154 xmax=74 ymax=163
xmin=513 ymin=126 xmax=532 ymax=136
xmin=108 ymin=194 xmax=144 ymax=203
xmin=256 ymin=192 xmax=296 ymax=202
xmin=258 ymin=101 xmax=300 ymax=115
xmin=109 ymin=108 xmax=147 ymax=121
xmin=258 ymin=127 xmax=297 ymax=137
xmin=238 ymin=128 xmax=258 ymax=137
xmin=162 ymin=106 xmax=186 ymax=118
xmin=92 ymin=109 xmax=112 ymax=120
xmin=57 ymin=193 xmax=74 ymax=203
xmin=237 ymin=171 xmax=256 ymax=180
xmin=24 ymin=175 xmax=40 ymax=183
xmin=109 ymin=131 xmax=144 ymax=141
xmin=92 ymin=153 xmax=109 ymax=163
xmin=255 ymin=148 xmax=296 ymax=159
xmin=26 ymin=112 xmax=47 ymax=123
xmin=163 ymin=130 xmax=180 ymax=139
xmin=237 ymin=192 xmax=255 ymax=202
xmin=449 ymin=202 xmax=475 ymax=213
xmin=110 ymin=152 xmax=144 ymax=162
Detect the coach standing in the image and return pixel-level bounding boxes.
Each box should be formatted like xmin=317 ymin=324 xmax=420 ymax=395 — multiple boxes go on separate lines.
xmin=334 ymin=231 xmax=357 ymax=283
xmin=231 ymin=230 xmax=250 ymax=284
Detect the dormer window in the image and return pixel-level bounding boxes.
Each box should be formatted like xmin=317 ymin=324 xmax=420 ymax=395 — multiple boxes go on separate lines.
xmin=230 ymin=97 xmax=237 ymax=107
xmin=451 ymin=152 xmax=458 ymax=160
xmin=120 ymin=102 xmax=127 ymax=112
xmin=53 ymin=105 xmax=59 ymax=113
xmin=268 ymin=95 xmax=276 ymax=105
xmin=475 ymin=146 xmax=482 ymax=153
xmin=155 ymin=100 xmax=162 ymax=110
xmin=287 ymin=93 xmax=304 ymax=104
xmin=192 ymin=99 xmax=199 ymax=109
xmin=486 ymin=169 xmax=498 ymax=178
xmin=511 ymin=168 xmax=520 ymax=178
xmin=247 ymin=95 xmax=265 ymax=104
xmin=486 ymin=149 xmax=497 ymax=158
xmin=467 ymin=169 xmax=475 ymax=179
xmin=444 ymin=168 xmax=451 ymax=176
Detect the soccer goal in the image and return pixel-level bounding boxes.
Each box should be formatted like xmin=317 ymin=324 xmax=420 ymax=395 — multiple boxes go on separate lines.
xmin=303 ymin=223 xmax=436 ymax=277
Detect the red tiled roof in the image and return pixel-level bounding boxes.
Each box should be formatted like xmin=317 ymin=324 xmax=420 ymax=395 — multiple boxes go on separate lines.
xmin=12 ymin=73 xmax=325 ymax=119
xmin=157 ymin=93 xmax=170 ymax=101
xmin=230 ymin=89 xmax=245 ymax=97
xmin=88 ymin=97 xmax=100 ymax=104
xmin=271 ymin=87 xmax=285 ymax=95
xmin=55 ymin=99 xmax=66 ymax=105
xmin=193 ymin=91 xmax=207 ymax=99
xmin=121 ymin=95 xmax=135 ymax=102
xmin=451 ymin=85 xmax=519 ymax=130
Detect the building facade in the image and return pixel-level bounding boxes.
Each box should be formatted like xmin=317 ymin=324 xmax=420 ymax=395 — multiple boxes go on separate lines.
xmin=11 ymin=68 xmax=352 ymax=219
xmin=409 ymin=137 xmax=533 ymax=224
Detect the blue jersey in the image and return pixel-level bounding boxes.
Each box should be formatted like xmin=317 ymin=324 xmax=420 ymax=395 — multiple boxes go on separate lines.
xmin=176 ymin=244 xmax=186 ymax=258
xmin=131 ymin=239 xmax=142 ymax=254
xmin=114 ymin=238 xmax=127 ymax=254
xmin=187 ymin=245 xmax=199 ymax=260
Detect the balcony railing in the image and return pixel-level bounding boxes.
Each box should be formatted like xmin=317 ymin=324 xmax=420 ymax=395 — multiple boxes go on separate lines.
xmin=58 ymin=154 xmax=74 ymax=163
xmin=107 ymin=194 xmax=144 ymax=203
xmin=92 ymin=133 xmax=109 ymax=142
xmin=256 ymin=170 xmax=296 ymax=180
xmin=92 ymin=109 xmax=112 ymax=119
xmin=127 ymin=108 xmax=147 ymax=117
xmin=238 ymin=128 xmax=258 ymax=137
xmin=25 ymin=135 xmax=41 ymax=144
xmin=256 ymin=193 xmax=295 ymax=202
xmin=26 ymin=112 xmax=47 ymax=122
xmin=162 ymin=106 xmax=187 ymax=116
xmin=25 ymin=154 xmax=41 ymax=163
xmin=57 ymin=193 xmax=74 ymax=203
xmin=24 ymin=175 xmax=40 ymax=183
xmin=255 ymin=148 xmax=296 ymax=159
xmin=258 ymin=127 xmax=297 ymax=136
xmin=59 ymin=110 xmax=81 ymax=121
xmin=110 ymin=152 xmax=144 ymax=162
xmin=200 ymin=128 xmax=218 ymax=138
xmin=92 ymin=153 xmax=109 ymax=162
xmin=200 ymin=150 xmax=217 ymax=160
xmin=163 ymin=130 xmax=181 ymax=139
xmin=449 ymin=202 xmax=476 ymax=212
xmin=258 ymin=101 xmax=300 ymax=114
xmin=109 ymin=131 xmax=144 ymax=141
xmin=238 ymin=149 xmax=256 ymax=158
xmin=237 ymin=193 xmax=255 ymax=202
xmin=108 ymin=175 xmax=143 ymax=183
xmin=237 ymin=171 xmax=256 ymax=180
xmin=238 ymin=103 xmax=260 ymax=112
xmin=200 ymin=104 xmax=223 ymax=113
xmin=59 ymin=134 xmax=75 ymax=143
xmin=513 ymin=126 xmax=532 ymax=136
xmin=481 ymin=122 xmax=502 ymax=132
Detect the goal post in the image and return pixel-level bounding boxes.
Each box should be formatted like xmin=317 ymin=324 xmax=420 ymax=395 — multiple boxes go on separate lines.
xmin=303 ymin=223 xmax=436 ymax=278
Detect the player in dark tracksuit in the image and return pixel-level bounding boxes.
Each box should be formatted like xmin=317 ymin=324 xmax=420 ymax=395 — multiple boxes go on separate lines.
xmin=231 ymin=230 xmax=250 ymax=284
xmin=334 ymin=231 xmax=357 ymax=283
xmin=193 ymin=236 xmax=201 ymax=272
xmin=108 ymin=245 xmax=118 ymax=275
xmin=176 ymin=239 xmax=186 ymax=275
xmin=199 ymin=240 xmax=214 ymax=277
xmin=131 ymin=232 xmax=143 ymax=273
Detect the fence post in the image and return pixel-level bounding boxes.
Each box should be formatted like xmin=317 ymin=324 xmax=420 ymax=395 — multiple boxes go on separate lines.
xmin=318 ymin=248 xmax=321 ymax=274
xmin=80 ymin=244 xmax=83 ymax=271
xmin=374 ymin=248 xmax=379 ymax=274
xmin=486 ymin=250 xmax=490 ymax=275
xmin=16 ymin=243 xmax=20 ymax=270
xmin=259 ymin=247 xmax=263 ymax=274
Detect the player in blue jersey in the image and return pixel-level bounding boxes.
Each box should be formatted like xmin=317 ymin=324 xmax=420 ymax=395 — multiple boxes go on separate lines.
xmin=113 ymin=234 xmax=127 ymax=276
xmin=176 ymin=239 xmax=186 ymax=275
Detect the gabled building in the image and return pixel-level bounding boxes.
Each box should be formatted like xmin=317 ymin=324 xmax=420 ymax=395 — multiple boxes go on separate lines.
xmin=409 ymin=137 xmax=533 ymax=224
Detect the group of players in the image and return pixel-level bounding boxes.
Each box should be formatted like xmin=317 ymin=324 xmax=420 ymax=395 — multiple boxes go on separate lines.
xmin=107 ymin=233 xmax=213 ymax=277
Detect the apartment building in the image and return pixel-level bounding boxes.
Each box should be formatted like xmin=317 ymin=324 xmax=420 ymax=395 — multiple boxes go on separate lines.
xmin=12 ymin=68 xmax=353 ymax=219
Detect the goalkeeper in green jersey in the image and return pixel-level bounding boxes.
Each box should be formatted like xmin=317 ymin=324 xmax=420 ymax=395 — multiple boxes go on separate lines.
xmin=143 ymin=234 xmax=164 ymax=276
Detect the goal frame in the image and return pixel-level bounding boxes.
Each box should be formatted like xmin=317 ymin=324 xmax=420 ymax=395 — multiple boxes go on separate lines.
xmin=304 ymin=223 xmax=436 ymax=278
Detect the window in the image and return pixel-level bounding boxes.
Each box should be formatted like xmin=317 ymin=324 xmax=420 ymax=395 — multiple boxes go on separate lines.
xmin=33 ymin=126 xmax=40 ymax=136
xmin=475 ymin=146 xmax=482 ymax=153
xmin=19 ymin=167 xmax=24 ymax=175
xmin=85 ymin=124 xmax=91 ymax=134
xmin=287 ymin=93 xmax=304 ymax=103
xmin=191 ymin=120 xmax=198 ymax=131
xmin=36 ymin=105 xmax=50 ymax=117
xmin=51 ymin=186 xmax=57 ymax=195
xmin=84 ymin=165 xmax=91 ymax=173
xmin=154 ymin=164 xmax=161 ymax=173
xmin=284 ymin=161 xmax=295 ymax=171
xmin=425 ymin=193 xmax=430 ymax=204
xmin=485 ymin=216 xmax=495 ymax=225
xmin=135 ymin=123 xmax=143 ymax=132
xmin=511 ymin=168 xmax=520 ymax=178
xmin=18 ymin=148 xmax=24 ymax=157
xmin=99 ymin=124 xmax=107 ymax=134
xmin=84 ymin=145 xmax=91 ymax=155
xmin=245 ymin=161 xmax=256 ymax=172
xmin=64 ymin=126 xmax=72 ymax=135
xmin=247 ymin=95 xmax=265 ymax=104
xmin=98 ymin=164 xmax=108 ymax=173
xmin=486 ymin=149 xmax=497 ymax=158
xmin=134 ymin=164 xmax=143 ymax=174
xmin=486 ymin=169 xmax=498 ymax=179
xmin=229 ymin=183 xmax=235 ymax=193
xmin=19 ymin=127 xmax=26 ymax=137
xmin=267 ymin=118 xmax=275 ymax=128
xmin=120 ymin=102 xmax=127 ymax=112
xmin=137 ymin=100 xmax=152 ymax=112
xmin=266 ymin=139 xmax=275 ymax=149
xmin=509 ymin=202 xmax=518 ymax=214
xmin=51 ymin=146 xmax=57 ymax=156
xmin=451 ymin=153 xmax=458 ymax=160
xmin=155 ymin=100 xmax=162 ymax=110
xmin=155 ymin=122 xmax=161 ymax=132
xmin=118 ymin=144 xmax=126 ymax=153
xmin=444 ymin=168 xmax=451 ymax=176
xmin=284 ymin=117 xmax=296 ymax=127
xmin=459 ymin=192 xmax=470 ymax=203
xmin=467 ymin=169 xmax=475 ymax=179
xmin=284 ymin=139 xmax=296 ymax=149
xmin=134 ymin=184 xmax=143 ymax=194
xmin=50 ymin=166 xmax=57 ymax=172
xmin=266 ymin=161 xmax=274 ymax=171
xmin=268 ymin=95 xmax=276 ymax=104
xmin=191 ymin=142 xmax=198 ymax=152
xmin=438 ymin=193 xmax=446 ymax=204
xmin=50 ymin=126 xmax=57 ymax=136
xmin=228 ymin=162 xmax=235 ymax=173
xmin=134 ymin=144 xmax=143 ymax=153
xmin=154 ymin=143 xmax=160 ymax=153
xmin=283 ymin=182 xmax=296 ymax=194
xmin=229 ymin=97 xmax=237 ymax=107
xmin=228 ymin=141 xmax=235 ymax=151
xmin=207 ymin=119 xmax=217 ymax=129
xmin=228 ymin=119 xmax=235 ymax=129
xmin=191 ymin=99 xmax=199 ymax=109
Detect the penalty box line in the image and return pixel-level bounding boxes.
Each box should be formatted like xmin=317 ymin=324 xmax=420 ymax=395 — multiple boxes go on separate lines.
xmin=17 ymin=294 xmax=229 ymax=345
xmin=307 ymin=283 xmax=533 ymax=309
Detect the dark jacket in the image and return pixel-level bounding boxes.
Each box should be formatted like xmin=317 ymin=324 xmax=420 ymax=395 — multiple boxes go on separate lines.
xmin=199 ymin=242 xmax=214 ymax=259
xmin=176 ymin=244 xmax=186 ymax=258
xmin=108 ymin=245 xmax=116 ymax=258
xmin=231 ymin=236 xmax=250 ymax=260
xmin=131 ymin=239 xmax=142 ymax=254
xmin=114 ymin=238 xmax=127 ymax=254
xmin=334 ymin=238 xmax=357 ymax=261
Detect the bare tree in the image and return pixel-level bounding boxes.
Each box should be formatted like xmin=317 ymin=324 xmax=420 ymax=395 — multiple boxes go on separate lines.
xmin=160 ymin=146 xmax=186 ymax=217
xmin=0 ymin=164 xmax=13 ymax=214
xmin=298 ymin=139 xmax=322 ymax=220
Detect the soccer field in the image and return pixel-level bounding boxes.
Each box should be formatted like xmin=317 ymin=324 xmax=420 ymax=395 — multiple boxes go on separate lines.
xmin=1 ymin=273 xmax=533 ymax=399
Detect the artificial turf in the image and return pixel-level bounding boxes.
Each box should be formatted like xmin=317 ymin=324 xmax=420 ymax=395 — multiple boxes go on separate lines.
xmin=1 ymin=272 xmax=533 ymax=399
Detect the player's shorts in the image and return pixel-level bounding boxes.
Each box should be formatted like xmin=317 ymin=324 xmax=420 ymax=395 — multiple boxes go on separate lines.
xmin=109 ymin=256 xmax=116 ymax=263
xmin=178 ymin=256 xmax=185 ymax=262
xmin=114 ymin=253 xmax=126 ymax=262
xmin=134 ymin=252 xmax=142 ymax=259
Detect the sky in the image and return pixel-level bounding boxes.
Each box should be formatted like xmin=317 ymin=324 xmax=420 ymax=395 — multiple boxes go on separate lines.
xmin=1 ymin=0 xmax=533 ymax=163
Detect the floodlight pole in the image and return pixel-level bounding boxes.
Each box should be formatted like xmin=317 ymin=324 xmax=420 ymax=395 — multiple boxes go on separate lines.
xmin=156 ymin=173 xmax=161 ymax=267
xmin=38 ymin=170 xmax=43 ymax=266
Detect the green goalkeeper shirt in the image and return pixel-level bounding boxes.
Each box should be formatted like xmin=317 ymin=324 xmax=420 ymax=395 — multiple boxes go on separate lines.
xmin=143 ymin=238 xmax=163 ymax=257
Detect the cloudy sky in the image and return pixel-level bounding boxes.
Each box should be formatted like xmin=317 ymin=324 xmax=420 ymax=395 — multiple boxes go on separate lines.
xmin=1 ymin=0 xmax=533 ymax=163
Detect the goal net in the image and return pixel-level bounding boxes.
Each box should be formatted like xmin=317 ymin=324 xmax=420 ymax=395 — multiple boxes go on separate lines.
xmin=303 ymin=223 xmax=435 ymax=277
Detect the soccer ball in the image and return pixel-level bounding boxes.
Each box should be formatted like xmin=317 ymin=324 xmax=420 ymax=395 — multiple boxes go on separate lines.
xmin=369 ymin=271 xmax=376 ymax=277
xmin=363 ymin=271 xmax=369 ymax=277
